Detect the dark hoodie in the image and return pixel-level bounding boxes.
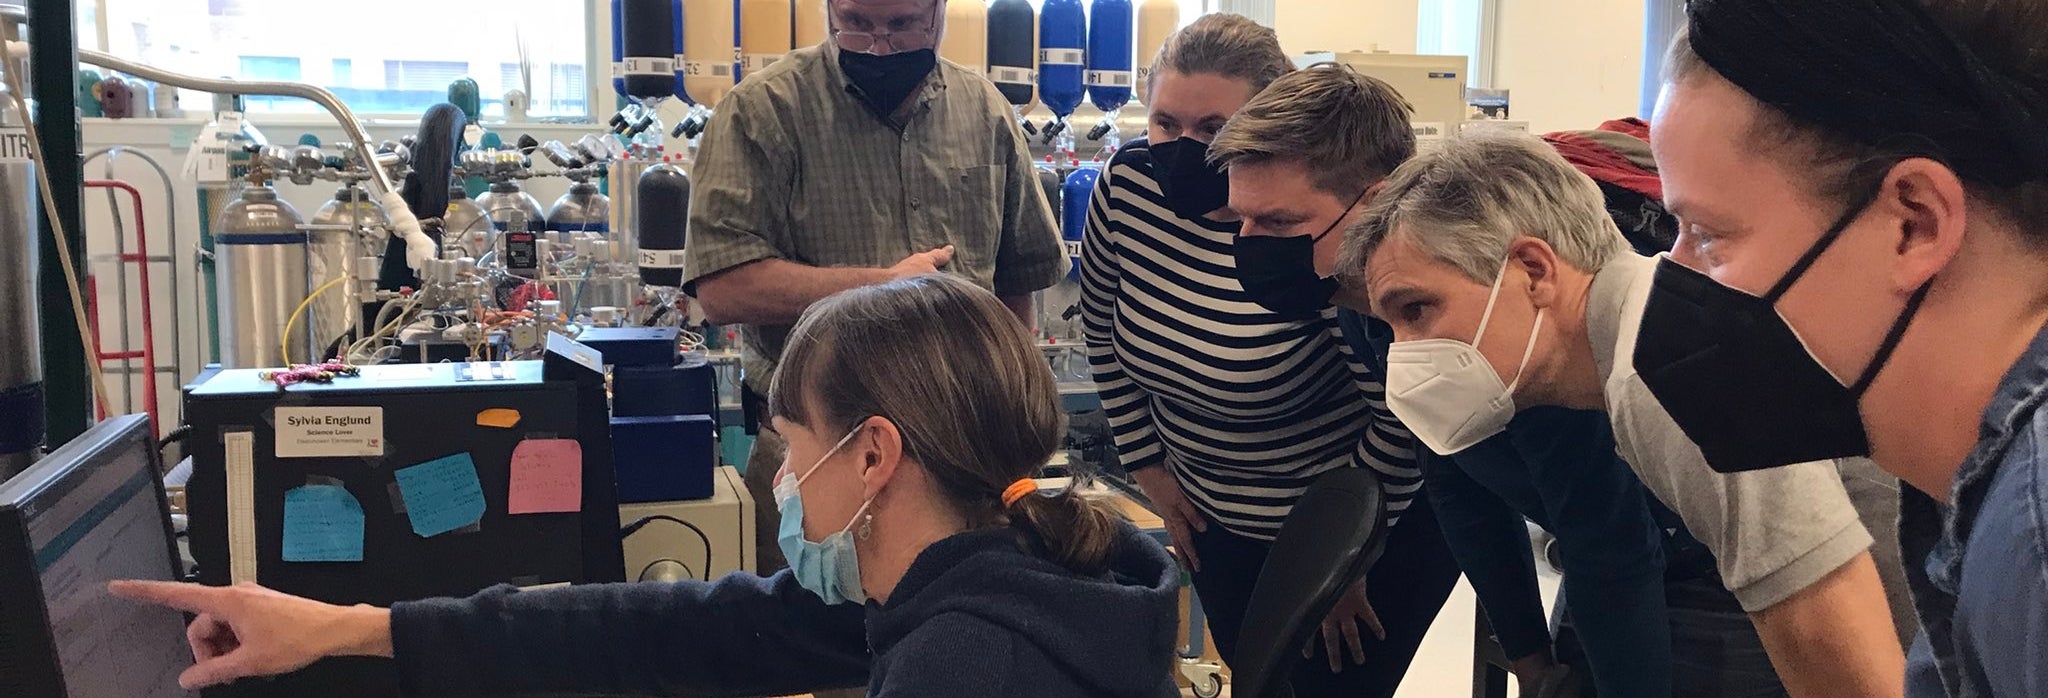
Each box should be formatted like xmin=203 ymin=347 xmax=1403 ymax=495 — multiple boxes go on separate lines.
xmin=389 ymin=519 xmax=1181 ymax=698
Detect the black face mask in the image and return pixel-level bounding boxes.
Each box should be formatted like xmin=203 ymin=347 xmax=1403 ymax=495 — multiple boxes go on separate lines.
xmin=839 ymin=48 xmax=937 ymax=116
xmin=1632 ymin=189 xmax=1932 ymax=473
xmin=1231 ymin=188 xmax=1366 ymax=318
xmin=1148 ymin=137 xmax=1231 ymax=221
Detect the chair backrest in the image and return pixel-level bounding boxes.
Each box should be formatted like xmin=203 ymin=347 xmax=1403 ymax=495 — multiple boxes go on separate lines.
xmin=1229 ymin=468 xmax=1390 ymax=698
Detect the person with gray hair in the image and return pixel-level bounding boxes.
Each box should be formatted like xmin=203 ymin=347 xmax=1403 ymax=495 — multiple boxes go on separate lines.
xmin=1342 ymin=130 xmax=1905 ymax=696
xmin=1209 ymin=64 xmax=1693 ymax=695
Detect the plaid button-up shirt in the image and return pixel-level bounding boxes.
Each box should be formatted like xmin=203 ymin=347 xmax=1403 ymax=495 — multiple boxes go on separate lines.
xmin=682 ymin=43 xmax=1063 ymax=393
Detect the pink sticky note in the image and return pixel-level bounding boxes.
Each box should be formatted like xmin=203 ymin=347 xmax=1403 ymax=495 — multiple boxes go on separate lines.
xmin=507 ymin=439 xmax=583 ymax=515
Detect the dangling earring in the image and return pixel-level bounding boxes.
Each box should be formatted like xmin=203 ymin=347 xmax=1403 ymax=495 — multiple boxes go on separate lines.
xmin=856 ymin=510 xmax=876 ymax=540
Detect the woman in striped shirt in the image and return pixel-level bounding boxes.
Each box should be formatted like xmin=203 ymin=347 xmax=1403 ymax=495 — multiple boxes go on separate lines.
xmin=1080 ymin=15 xmax=1457 ymax=697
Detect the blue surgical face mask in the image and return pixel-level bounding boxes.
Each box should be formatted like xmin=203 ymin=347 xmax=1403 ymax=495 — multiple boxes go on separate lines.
xmin=774 ymin=425 xmax=873 ymax=605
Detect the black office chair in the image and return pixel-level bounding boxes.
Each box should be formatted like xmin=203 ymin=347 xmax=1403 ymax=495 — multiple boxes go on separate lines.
xmin=1230 ymin=468 xmax=1390 ymax=698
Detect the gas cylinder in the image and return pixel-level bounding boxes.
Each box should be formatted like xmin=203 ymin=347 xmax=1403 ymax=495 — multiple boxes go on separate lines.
xmin=938 ymin=0 xmax=987 ymax=74
xmin=794 ymin=0 xmax=827 ymax=48
xmin=0 ymin=91 xmax=38 ymax=477
xmin=987 ymin=0 xmax=1037 ymax=109
xmin=637 ymin=163 xmax=693 ymax=287
xmin=1135 ymin=0 xmax=1178 ymax=100
xmin=308 ymin=185 xmax=390 ymax=348
xmin=621 ymin=0 xmax=678 ymax=100
xmin=547 ymin=181 xmax=613 ymax=236
xmin=1060 ymin=163 xmax=1100 ymax=281
xmin=740 ymin=0 xmax=794 ymax=79
xmin=1085 ymin=0 xmax=1133 ymax=113
xmin=612 ymin=0 xmax=627 ymax=96
xmin=213 ymin=184 xmax=309 ymax=368
xmin=444 ymin=184 xmax=490 ymax=258
xmin=684 ymin=0 xmax=739 ymax=108
xmin=672 ymin=0 xmax=692 ymax=104
xmin=1038 ymin=0 xmax=1086 ymax=119
xmin=478 ymin=181 xmax=547 ymax=278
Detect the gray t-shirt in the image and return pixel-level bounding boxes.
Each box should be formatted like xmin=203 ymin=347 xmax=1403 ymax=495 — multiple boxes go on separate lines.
xmin=1589 ymin=253 xmax=1873 ymax=611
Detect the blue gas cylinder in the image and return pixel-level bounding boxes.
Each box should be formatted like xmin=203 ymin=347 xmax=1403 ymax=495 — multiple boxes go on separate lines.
xmin=1038 ymin=0 xmax=1086 ymax=119
xmin=612 ymin=0 xmax=627 ymax=96
xmin=1061 ymin=164 xmax=1101 ymax=281
xmin=1086 ymin=0 xmax=1134 ymax=112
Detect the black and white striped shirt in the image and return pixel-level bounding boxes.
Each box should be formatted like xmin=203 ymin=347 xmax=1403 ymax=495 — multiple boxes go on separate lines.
xmin=1079 ymin=140 xmax=1420 ymax=541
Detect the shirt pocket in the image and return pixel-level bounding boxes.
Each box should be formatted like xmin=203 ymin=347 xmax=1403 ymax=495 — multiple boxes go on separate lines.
xmin=945 ymin=164 xmax=1005 ymax=278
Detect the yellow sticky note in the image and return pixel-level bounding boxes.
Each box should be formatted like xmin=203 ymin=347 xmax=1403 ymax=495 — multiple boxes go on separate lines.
xmin=476 ymin=408 xmax=522 ymax=429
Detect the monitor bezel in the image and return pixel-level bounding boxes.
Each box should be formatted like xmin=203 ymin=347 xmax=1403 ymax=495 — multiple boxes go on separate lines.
xmin=0 ymin=414 xmax=184 ymax=698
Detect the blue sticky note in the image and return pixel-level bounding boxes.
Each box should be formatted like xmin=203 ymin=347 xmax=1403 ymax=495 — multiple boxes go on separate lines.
xmin=394 ymin=453 xmax=488 ymax=538
xmin=282 ymin=485 xmax=365 ymax=562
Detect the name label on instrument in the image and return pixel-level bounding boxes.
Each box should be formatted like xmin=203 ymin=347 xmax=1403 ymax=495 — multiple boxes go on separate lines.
xmin=275 ymin=407 xmax=386 ymax=458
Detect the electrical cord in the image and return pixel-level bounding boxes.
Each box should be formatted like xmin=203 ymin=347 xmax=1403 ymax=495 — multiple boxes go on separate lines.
xmin=345 ymin=296 xmax=420 ymax=363
xmin=155 ymin=424 xmax=193 ymax=467
xmin=0 ymin=20 xmax=111 ymax=417
xmin=280 ymin=275 xmax=348 ymax=365
xmin=619 ymin=514 xmax=715 ymax=582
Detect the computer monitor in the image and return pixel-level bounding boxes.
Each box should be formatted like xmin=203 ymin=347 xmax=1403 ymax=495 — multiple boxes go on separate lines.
xmin=0 ymin=414 xmax=194 ymax=698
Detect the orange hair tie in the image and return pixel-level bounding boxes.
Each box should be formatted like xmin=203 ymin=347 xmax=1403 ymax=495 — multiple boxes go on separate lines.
xmin=1001 ymin=478 xmax=1040 ymax=508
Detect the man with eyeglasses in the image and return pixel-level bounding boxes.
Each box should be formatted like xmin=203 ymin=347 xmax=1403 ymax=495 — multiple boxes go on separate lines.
xmin=681 ymin=0 xmax=1064 ymax=582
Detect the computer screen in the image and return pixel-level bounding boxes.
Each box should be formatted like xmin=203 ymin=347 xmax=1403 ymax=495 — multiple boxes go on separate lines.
xmin=0 ymin=414 xmax=194 ymax=698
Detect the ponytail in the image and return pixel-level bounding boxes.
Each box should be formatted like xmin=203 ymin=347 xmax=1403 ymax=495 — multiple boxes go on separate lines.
xmin=1006 ymin=480 xmax=1127 ymax=577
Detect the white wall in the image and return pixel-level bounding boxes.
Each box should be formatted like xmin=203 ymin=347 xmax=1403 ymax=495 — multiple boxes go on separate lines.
xmin=1275 ymin=0 xmax=1420 ymax=55
xmin=1491 ymin=0 xmax=1645 ymax=133
xmin=1269 ymin=0 xmax=1646 ymax=133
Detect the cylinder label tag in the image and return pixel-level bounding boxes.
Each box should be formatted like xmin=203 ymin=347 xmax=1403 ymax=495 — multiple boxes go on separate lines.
xmin=623 ymin=57 xmax=676 ymax=76
xmin=1085 ymin=70 xmax=1133 ymax=88
xmin=684 ymin=61 xmax=735 ymax=79
xmin=640 ymin=249 xmax=688 ymax=269
xmin=989 ymin=65 xmax=1034 ymax=86
xmin=1041 ymin=49 xmax=1085 ymax=66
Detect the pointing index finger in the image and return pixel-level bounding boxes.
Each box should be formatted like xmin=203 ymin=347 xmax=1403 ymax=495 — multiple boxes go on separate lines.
xmin=109 ymin=580 xmax=225 ymax=615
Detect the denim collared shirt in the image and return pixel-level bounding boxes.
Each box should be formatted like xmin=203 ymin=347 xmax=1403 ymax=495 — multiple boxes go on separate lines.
xmin=1903 ymin=324 xmax=2048 ymax=697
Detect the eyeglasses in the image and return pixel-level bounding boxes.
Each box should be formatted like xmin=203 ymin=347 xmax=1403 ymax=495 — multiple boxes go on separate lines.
xmin=830 ymin=4 xmax=942 ymax=55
